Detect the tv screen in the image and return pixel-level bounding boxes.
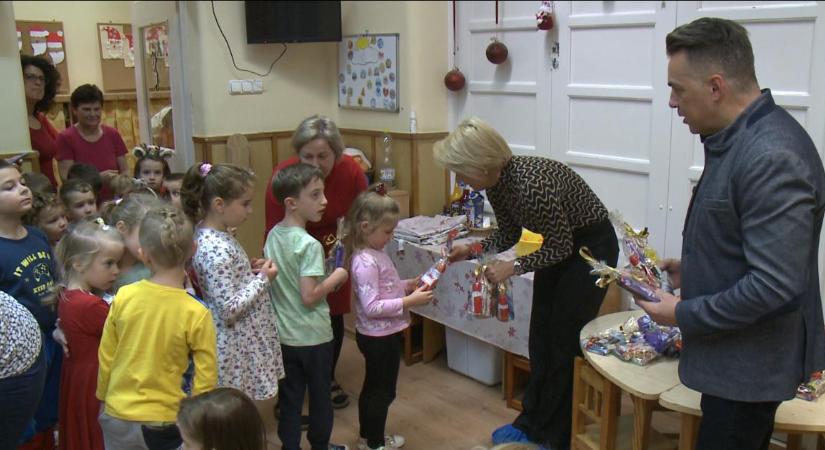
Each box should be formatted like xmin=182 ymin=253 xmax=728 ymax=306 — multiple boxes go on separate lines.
xmin=245 ymin=1 xmax=342 ymax=44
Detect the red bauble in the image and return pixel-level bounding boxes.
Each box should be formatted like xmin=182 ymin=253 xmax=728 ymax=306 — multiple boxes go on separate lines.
xmin=486 ymin=38 xmax=508 ymax=65
xmin=538 ymin=14 xmax=554 ymax=30
xmin=444 ymin=67 xmax=466 ymax=91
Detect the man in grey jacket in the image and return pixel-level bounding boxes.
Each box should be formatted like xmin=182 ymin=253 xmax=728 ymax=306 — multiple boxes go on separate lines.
xmin=637 ymin=17 xmax=825 ymax=450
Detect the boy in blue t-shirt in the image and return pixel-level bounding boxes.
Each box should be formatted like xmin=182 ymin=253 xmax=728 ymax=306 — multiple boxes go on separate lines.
xmin=264 ymin=163 xmax=349 ymax=450
xmin=0 ymin=160 xmax=60 ymax=446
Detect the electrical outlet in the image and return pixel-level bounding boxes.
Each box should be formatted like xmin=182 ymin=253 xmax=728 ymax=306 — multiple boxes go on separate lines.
xmin=241 ymin=79 xmax=253 ymax=93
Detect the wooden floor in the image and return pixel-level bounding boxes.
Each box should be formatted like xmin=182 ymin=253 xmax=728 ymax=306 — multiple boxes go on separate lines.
xmin=271 ymin=334 xmax=801 ymax=450
xmin=275 ymin=333 xmax=519 ymax=450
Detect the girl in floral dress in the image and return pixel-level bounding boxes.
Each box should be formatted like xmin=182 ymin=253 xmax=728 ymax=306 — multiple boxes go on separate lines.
xmin=182 ymin=162 xmax=285 ymax=442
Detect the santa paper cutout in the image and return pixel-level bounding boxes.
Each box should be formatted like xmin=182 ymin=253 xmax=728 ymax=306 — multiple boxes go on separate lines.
xmin=100 ymin=25 xmax=124 ymax=59
xmin=29 ymin=26 xmax=48 ymax=56
xmin=47 ymin=30 xmax=64 ymax=65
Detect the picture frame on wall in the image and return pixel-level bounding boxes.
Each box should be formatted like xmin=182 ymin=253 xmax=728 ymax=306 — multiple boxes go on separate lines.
xmin=338 ymin=33 xmax=399 ymax=113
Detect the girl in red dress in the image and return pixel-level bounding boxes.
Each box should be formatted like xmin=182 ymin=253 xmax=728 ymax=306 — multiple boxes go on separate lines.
xmin=55 ymin=219 xmax=124 ymax=450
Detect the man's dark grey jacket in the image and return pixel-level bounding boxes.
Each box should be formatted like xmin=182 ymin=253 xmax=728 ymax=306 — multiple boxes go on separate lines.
xmin=676 ymin=89 xmax=825 ymax=402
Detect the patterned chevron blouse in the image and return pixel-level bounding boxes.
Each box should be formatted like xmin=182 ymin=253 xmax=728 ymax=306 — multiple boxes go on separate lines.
xmin=481 ymin=155 xmax=608 ymax=272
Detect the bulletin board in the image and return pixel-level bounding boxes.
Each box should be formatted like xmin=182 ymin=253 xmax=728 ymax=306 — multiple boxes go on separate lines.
xmin=16 ymin=20 xmax=70 ymax=94
xmin=338 ymin=33 xmax=399 ymax=113
xmin=98 ymin=23 xmax=137 ymax=92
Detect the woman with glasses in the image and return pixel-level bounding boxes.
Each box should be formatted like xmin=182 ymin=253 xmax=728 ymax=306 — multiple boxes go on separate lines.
xmin=21 ymin=55 xmax=61 ymax=187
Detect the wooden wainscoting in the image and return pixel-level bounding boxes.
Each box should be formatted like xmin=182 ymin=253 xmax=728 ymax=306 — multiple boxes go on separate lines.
xmin=192 ymin=129 xmax=448 ymax=257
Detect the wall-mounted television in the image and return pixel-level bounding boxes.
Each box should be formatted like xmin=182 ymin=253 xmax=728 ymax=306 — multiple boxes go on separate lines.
xmin=245 ymin=1 xmax=342 ymax=44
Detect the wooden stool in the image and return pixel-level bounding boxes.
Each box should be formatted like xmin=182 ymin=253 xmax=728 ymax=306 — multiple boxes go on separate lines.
xmin=572 ymin=356 xmax=622 ymax=450
xmin=402 ymin=313 xmax=424 ymax=366
xmin=572 ymin=357 xmax=676 ymax=450
xmin=659 ymin=384 xmax=825 ymax=450
xmin=401 ymin=312 xmax=445 ymax=366
xmin=504 ymin=352 xmax=531 ymax=411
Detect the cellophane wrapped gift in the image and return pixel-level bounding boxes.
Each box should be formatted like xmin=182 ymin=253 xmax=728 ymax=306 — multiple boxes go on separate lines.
xmin=581 ymin=314 xmax=681 ymax=366
xmin=579 ymin=212 xmax=674 ymax=303
xmin=796 ymin=371 xmax=825 ymax=401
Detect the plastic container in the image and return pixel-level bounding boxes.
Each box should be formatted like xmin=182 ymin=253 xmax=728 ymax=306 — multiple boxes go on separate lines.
xmin=445 ymin=327 xmax=503 ymax=385
xmin=515 ymin=228 xmax=543 ymax=256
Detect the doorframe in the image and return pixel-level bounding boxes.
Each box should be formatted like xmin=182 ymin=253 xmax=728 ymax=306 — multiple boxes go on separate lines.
xmin=132 ymin=1 xmax=194 ymax=171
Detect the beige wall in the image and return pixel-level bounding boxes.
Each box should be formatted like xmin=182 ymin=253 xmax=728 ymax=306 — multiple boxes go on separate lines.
xmin=185 ymin=0 xmax=448 ymax=137
xmin=1 ymin=1 xmax=30 ymax=154
xmin=338 ymin=1 xmax=448 ymax=133
xmin=12 ymin=1 xmax=132 ymax=91
xmin=183 ymin=1 xmax=338 ymax=137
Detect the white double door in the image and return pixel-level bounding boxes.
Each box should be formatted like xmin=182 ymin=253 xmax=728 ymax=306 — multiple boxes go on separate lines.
xmin=452 ymin=1 xmax=825 ymax=271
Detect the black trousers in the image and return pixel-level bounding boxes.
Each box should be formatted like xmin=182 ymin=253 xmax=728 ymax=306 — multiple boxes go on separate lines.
xmin=330 ymin=313 xmax=344 ymax=382
xmin=513 ymin=219 xmax=618 ymax=449
xmin=278 ymin=342 xmax=334 ymax=450
xmin=696 ymin=394 xmax=781 ymax=450
xmin=356 ymin=331 xmax=401 ymax=449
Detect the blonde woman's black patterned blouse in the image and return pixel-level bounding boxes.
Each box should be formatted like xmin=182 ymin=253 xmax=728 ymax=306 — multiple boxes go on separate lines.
xmin=0 ymin=290 xmax=42 ymax=379
xmin=481 ymin=156 xmax=609 ymax=273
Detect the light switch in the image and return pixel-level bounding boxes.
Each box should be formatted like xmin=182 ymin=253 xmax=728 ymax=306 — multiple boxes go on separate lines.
xmin=241 ymin=79 xmax=253 ymax=93
xmin=228 ymin=80 xmax=243 ymax=94
xmin=252 ymin=79 xmax=263 ymax=93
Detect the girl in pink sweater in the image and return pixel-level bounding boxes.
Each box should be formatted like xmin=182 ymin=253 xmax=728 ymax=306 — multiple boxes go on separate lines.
xmin=345 ymin=189 xmax=433 ymax=450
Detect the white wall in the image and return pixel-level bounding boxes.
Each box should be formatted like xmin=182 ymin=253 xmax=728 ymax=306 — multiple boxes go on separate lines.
xmin=0 ymin=1 xmax=31 ymax=154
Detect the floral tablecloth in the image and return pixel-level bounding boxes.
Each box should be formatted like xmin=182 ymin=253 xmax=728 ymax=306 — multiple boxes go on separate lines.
xmin=385 ymin=237 xmax=533 ymax=358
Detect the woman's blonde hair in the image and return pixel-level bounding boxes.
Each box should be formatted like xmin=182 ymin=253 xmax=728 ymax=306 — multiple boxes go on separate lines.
xmin=139 ymin=206 xmax=193 ymax=268
xmin=55 ymin=219 xmax=123 ymax=289
xmin=343 ymin=187 xmax=400 ymax=267
xmin=292 ymin=115 xmax=344 ymax=158
xmin=433 ymin=117 xmax=512 ymax=179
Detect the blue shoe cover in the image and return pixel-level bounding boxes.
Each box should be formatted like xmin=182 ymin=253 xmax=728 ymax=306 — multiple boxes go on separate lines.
xmin=491 ymin=424 xmax=530 ymax=445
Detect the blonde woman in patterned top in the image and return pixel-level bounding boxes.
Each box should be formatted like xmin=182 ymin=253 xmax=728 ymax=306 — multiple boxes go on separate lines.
xmin=434 ymin=117 xmax=619 ymax=450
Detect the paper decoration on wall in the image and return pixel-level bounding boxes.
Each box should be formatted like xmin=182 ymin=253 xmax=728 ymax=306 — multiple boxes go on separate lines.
xmin=338 ymin=34 xmax=399 ymax=112
xmin=99 ymin=24 xmax=125 ymax=59
xmin=29 ymin=26 xmax=48 ymax=55
xmin=144 ymin=24 xmax=169 ymax=63
xmin=47 ymin=31 xmax=65 ymax=65
xmin=124 ymin=33 xmax=135 ymax=68
xmin=17 ymin=28 xmax=22 ymax=51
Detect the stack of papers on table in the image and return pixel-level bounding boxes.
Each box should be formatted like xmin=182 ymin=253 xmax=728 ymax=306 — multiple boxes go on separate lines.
xmin=395 ymin=215 xmax=469 ymax=245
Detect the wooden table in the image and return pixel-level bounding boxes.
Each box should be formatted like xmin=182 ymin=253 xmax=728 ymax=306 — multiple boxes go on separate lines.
xmin=580 ymin=311 xmax=681 ymax=450
xmin=660 ymin=383 xmax=825 ymax=450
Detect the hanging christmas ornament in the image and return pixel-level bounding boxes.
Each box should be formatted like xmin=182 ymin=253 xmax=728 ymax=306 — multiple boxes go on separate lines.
xmin=444 ymin=67 xmax=466 ymax=91
xmin=486 ymin=37 xmax=508 ymax=64
xmin=486 ymin=1 xmax=508 ymax=65
xmin=444 ymin=0 xmax=466 ymax=91
xmin=536 ymin=1 xmax=555 ymax=31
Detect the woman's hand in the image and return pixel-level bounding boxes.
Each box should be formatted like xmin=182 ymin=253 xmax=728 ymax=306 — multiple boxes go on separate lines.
xmin=484 ymin=260 xmax=515 ymax=284
xmin=448 ymin=244 xmax=472 ymax=263
xmin=100 ymin=170 xmax=119 ymax=183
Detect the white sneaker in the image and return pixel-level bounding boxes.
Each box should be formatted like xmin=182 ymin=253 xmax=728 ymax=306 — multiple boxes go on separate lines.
xmin=357 ymin=435 xmax=405 ymax=450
